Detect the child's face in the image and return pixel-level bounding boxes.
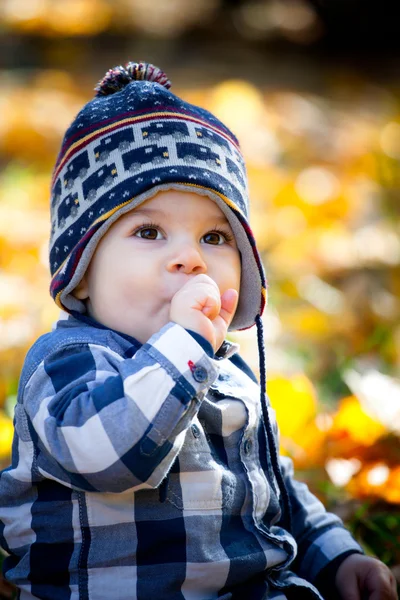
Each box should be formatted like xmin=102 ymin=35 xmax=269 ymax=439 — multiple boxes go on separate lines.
xmin=74 ymin=190 xmax=241 ymax=343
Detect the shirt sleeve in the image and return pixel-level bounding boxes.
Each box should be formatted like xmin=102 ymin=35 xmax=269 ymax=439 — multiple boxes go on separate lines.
xmin=21 ymin=322 xmax=218 ymax=493
xmin=280 ymin=456 xmax=363 ymax=587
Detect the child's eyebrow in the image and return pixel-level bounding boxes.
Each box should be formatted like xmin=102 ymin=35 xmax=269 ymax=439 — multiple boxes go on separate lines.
xmin=130 ymin=207 xmax=230 ymax=224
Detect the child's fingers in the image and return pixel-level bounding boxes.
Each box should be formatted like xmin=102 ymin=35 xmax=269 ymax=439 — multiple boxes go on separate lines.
xmin=219 ymin=289 xmax=239 ymax=327
xmin=368 ymin=569 xmax=398 ymax=600
xmin=201 ymin=292 xmax=221 ymax=320
xmin=170 ymin=278 xmax=238 ymax=352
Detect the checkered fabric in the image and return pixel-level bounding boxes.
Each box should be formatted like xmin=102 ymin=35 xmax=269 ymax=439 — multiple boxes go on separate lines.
xmin=49 ymin=62 xmax=266 ymax=331
xmin=0 ymin=315 xmax=362 ymax=599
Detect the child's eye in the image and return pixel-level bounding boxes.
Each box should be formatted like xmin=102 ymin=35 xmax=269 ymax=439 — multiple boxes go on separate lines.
xmin=202 ymin=230 xmax=233 ymax=245
xmin=134 ymin=226 xmax=163 ymax=240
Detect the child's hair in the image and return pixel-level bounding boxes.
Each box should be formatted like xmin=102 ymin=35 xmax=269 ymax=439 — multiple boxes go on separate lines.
xmin=48 ymin=61 xmax=266 ymax=331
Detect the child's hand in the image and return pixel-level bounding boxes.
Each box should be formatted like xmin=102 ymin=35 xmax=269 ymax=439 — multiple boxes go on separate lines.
xmin=170 ymin=274 xmax=238 ymax=352
xmin=335 ymin=554 xmax=398 ymax=600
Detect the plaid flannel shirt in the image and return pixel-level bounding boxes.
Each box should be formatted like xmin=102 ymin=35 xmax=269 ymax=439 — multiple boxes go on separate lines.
xmin=0 ymin=314 xmax=362 ymax=599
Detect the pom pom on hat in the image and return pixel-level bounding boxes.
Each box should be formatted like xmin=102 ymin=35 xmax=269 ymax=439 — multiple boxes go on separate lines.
xmin=95 ymin=61 xmax=171 ymax=97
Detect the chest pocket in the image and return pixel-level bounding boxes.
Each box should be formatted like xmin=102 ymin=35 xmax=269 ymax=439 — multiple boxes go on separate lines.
xmin=166 ymin=415 xmax=236 ymax=511
xmin=166 ymin=468 xmax=227 ymax=511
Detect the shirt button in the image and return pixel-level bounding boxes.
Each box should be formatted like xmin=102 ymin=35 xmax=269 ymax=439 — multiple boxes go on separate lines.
xmin=193 ymin=366 xmax=208 ymax=383
xmin=191 ymin=424 xmax=201 ymax=438
xmin=243 ymin=438 xmax=252 ymax=455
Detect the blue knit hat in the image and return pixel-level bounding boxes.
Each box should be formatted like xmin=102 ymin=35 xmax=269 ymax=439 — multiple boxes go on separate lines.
xmin=49 ymin=62 xmax=267 ymax=330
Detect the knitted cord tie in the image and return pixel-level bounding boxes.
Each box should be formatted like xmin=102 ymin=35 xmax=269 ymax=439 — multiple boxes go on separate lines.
xmin=255 ymin=314 xmax=292 ymax=533
xmin=95 ymin=61 xmax=171 ymax=96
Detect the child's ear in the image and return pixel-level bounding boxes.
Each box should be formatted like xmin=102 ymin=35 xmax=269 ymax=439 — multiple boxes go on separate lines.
xmin=72 ymin=276 xmax=89 ymax=300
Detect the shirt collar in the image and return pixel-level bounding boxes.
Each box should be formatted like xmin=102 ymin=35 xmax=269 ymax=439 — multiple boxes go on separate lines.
xmin=58 ymin=309 xmax=239 ymax=360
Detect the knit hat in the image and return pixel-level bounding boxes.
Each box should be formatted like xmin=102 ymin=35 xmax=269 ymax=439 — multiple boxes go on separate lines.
xmin=49 ymin=61 xmax=266 ymax=331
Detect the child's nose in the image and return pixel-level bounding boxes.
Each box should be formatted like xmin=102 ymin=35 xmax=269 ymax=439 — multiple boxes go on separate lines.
xmin=166 ymin=244 xmax=207 ymax=275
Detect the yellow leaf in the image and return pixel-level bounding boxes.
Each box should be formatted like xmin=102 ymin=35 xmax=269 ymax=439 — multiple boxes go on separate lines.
xmin=268 ymin=374 xmax=317 ymax=439
xmin=331 ymin=396 xmax=386 ymax=446
xmin=0 ymin=411 xmax=13 ymax=461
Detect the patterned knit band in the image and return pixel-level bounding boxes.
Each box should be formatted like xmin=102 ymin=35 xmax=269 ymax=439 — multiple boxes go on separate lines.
xmin=49 ymin=62 xmax=266 ymax=330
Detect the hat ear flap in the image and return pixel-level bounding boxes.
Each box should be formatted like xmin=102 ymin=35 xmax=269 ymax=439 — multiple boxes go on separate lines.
xmin=72 ymin=275 xmax=89 ymax=300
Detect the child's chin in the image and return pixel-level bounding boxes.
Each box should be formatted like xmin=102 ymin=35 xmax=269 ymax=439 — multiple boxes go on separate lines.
xmin=124 ymin=319 xmax=170 ymax=344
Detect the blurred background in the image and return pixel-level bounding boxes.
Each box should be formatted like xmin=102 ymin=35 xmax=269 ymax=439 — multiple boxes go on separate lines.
xmin=0 ymin=0 xmax=400 ymax=581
